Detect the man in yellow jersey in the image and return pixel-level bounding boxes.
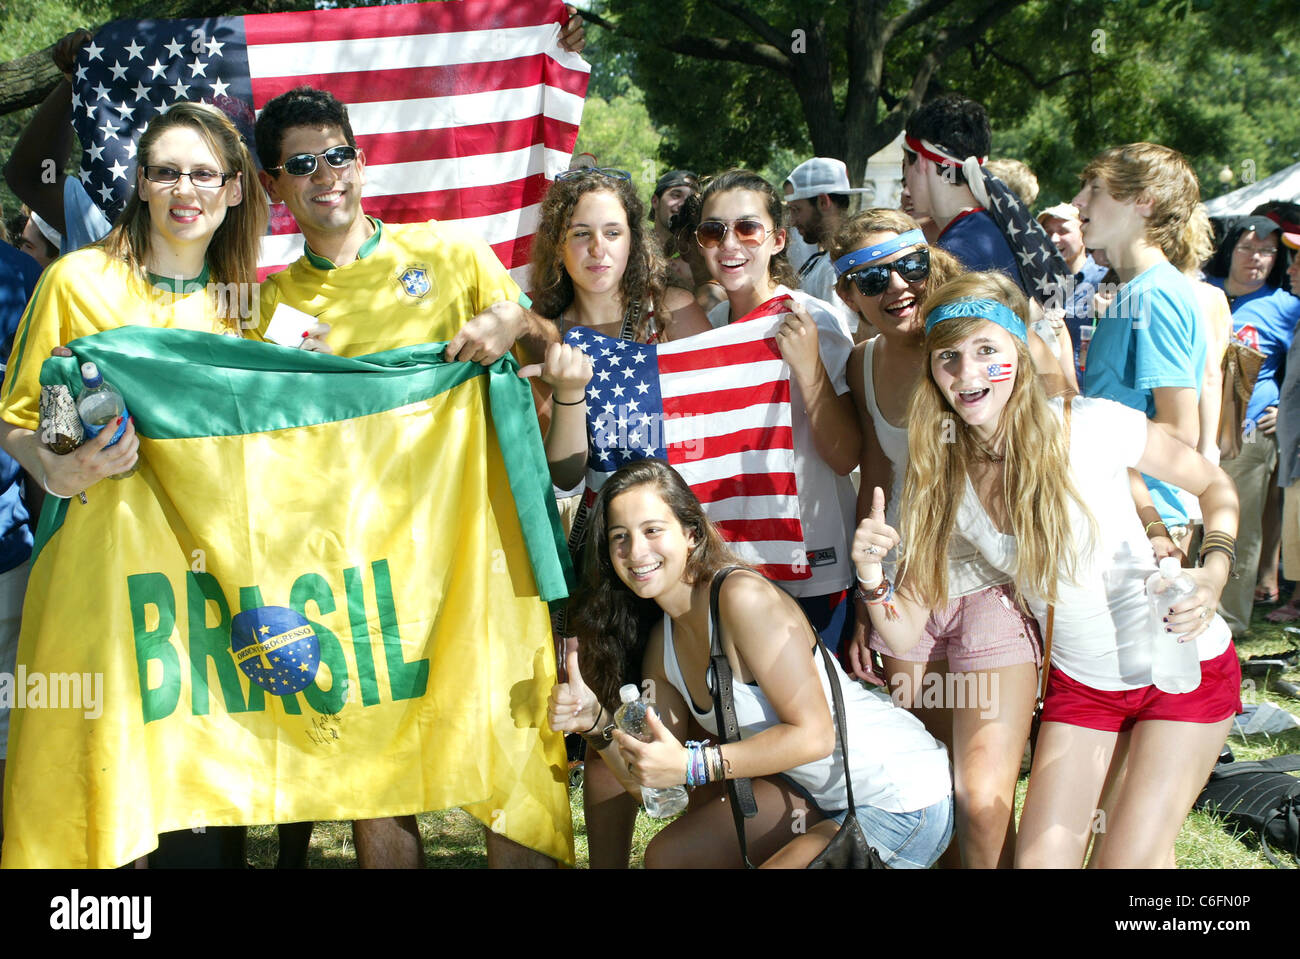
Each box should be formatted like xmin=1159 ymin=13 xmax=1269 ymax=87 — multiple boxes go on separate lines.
xmin=254 ymin=85 xmax=561 ymax=869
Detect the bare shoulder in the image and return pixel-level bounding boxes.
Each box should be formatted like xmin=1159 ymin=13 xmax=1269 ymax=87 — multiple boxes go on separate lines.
xmin=716 ymin=569 xmax=801 ymax=628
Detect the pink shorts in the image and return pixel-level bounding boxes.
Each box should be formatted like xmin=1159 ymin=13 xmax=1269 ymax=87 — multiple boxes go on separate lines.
xmin=868 ymin=583 xmax=1042 ymax=672
xmin=1040 ymin=643 xmax=1243 ymax=733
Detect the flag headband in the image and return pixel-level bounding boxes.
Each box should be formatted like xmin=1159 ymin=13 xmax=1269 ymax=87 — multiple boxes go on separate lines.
xmin=903 ymin=134 xmax=986 ymax=168
xmin=924 ymin=298 xmax=1027 ymax=343
xmin=833 ymin=230 xmax=927 ymax=276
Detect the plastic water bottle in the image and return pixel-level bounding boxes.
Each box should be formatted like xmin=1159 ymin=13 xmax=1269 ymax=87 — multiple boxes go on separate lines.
xmin=1145 ymin=557 xmax=1202 ymax=694
xmin=613 ymin=684 xmax=688 ymax=819
xmin=76 ymin=362 xmax=136 ymax=479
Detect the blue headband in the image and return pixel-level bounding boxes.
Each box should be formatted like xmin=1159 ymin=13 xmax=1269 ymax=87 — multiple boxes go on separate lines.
xmin=924 ymin=297 xmax=1028 ymax=342
xmin=832 ymin=229 xmax=926 ymax=276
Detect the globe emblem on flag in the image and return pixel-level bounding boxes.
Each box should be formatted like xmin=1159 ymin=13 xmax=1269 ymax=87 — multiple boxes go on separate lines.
xmin=398 ymin=267 xmax=431 ymax=299
xmin=229 ymin=606 xmax=321 ymax=695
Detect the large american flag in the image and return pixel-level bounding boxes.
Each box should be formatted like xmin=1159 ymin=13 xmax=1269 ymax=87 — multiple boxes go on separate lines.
xmin=70 ymin=0 xmax=589 ymax=280
xmin=566 ymin=296 xmax=810 ymax=581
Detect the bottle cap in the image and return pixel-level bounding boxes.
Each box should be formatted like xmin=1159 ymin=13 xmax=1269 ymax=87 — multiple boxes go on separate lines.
xmin=1158 ymin=556 xmax=1182 ymax=578
xmin=618 ymin=684 xmax=640 ymax=704
xmin=80 ymin=362 xmax=102 ymax=388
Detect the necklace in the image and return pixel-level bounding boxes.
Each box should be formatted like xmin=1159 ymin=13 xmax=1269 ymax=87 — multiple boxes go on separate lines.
xmin=969 ymin=432 xmax=1005 ymax=464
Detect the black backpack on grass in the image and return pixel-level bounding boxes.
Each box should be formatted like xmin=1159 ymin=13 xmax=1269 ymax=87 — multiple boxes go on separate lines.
xmin=1194 ymin=754 xmax=1300 ymax=867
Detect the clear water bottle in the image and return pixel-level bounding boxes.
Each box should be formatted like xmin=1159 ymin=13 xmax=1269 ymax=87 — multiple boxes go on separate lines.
xmin=76 ymin=362 xmax=136 ymax=479
xmin=613 ymin=684 xmax=688 ymax=819
xmin=1145 ymin=557 xmax=1202 ymax=694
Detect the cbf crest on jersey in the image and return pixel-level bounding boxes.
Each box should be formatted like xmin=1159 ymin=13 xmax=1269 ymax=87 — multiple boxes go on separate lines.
xmin=395 ymin=263 xmax=435 ymax=301
xmin=229 ymin=606 xmax=321 ymax=694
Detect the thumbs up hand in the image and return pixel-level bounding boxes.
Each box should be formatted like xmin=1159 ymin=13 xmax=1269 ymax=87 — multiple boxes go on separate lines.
xmin=851 ymin=486 xmax=901 ymax=586
xmin=547 ymin=636 xmax=602 ymax=733
xmin=613 ymin=705 xmax=687 ymax=788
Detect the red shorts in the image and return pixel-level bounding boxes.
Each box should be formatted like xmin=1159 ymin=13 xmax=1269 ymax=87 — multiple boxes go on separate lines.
xmin=1040 ymin=643 xmax=1243 ymax=733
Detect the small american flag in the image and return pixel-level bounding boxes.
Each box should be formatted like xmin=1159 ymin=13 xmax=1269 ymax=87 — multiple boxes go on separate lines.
xmin=70 ymin=0 xmax=588 ymax=280
xmin=566 ymin=296 xmax=810 ymax=581
xmin=987 ymin=362 xmax=1014 ymax=382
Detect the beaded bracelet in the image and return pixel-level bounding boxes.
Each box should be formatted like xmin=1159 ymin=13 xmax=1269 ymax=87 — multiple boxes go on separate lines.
xmin=860 ymin=576 xmax=901 ymax=622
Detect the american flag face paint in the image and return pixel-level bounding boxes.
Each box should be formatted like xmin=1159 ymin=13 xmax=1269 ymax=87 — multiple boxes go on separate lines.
xmin=987 ymin=362 xmax=1014 ymax=383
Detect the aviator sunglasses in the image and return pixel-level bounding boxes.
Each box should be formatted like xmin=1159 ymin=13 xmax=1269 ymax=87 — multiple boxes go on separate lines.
xmin=846 ymin=249 xmax=930 ymax=297
xmin=695 ymin=218 xmax=768 ymax=250
xmin=267 ymin=145 xmax=360 ymax=177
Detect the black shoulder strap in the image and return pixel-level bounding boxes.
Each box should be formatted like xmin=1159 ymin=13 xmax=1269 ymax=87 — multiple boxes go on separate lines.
xmin=1209 ymin=754 xmax=1300 ymax=779
xmin=708 ymin=566 xmax=759 ymax=867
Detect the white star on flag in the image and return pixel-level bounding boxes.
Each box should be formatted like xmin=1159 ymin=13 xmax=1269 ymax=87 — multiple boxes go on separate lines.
xmin=147 ymin=59 xmax=167 ymax=79
xmin=123 ymin=39 xmax=145 ymax=61
xmin=163 ymin=38 xmax=185 ymax=59
xmin=107 ymin=159 xmax=128 ymax=181
xmin=109 ymin=61 xmax=128 ymax=81
xmin=189 ymin=59 xmax=208 ymax=78
xmin=84 ymin=40 xmax=104 ymax=61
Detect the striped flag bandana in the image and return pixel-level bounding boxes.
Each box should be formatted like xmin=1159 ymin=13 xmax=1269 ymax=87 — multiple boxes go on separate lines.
xmin=904 ymin=134 xmax=1072 ymax=309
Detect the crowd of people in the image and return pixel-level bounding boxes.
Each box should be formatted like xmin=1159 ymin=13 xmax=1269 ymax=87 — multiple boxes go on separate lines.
xmin=1 ymin=16 xmax=1298 ymax=870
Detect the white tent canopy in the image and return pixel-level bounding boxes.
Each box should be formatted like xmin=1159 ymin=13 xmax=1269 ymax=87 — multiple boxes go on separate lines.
xmin=1203 ymin=161 xmax=1300 ymax=218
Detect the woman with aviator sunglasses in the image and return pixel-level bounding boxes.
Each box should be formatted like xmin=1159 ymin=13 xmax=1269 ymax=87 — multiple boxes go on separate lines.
xmin=695 ymin=170 xmax=862 ymax=657
xmin=835 ymin=209 xmax=1047 ymax=869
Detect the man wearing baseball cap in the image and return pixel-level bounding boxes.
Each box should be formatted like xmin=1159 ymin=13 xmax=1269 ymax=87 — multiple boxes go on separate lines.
xmin=1037 ymin=202 xmax=1108 ymax=379
xmin=783 ymin=157 xmax=865 ymax=339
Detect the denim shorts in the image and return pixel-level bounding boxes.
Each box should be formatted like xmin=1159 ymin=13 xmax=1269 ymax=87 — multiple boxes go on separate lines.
xmin=829 ymin=794 xmax=954 ymax=869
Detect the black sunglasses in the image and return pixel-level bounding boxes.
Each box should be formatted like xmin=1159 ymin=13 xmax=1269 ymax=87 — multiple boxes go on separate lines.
xmin=268 ymin=145 xmax=360 ymax=177
xmin=846 ymin=249 xmax=930 ymax=297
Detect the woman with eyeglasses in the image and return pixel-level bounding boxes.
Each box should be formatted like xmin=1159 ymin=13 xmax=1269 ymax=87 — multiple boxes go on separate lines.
xmin=833 ymin=209 xmax=1046 ymax=869
xmin=695 ymin=169 xmax=862 ymax=657
xmin=528 ymin=166 xmax=710 ymax=868
xmin=0 ymin=101 xmax=267 ymax=867
xmin=0 ymin=100 xmax=265 ymax=501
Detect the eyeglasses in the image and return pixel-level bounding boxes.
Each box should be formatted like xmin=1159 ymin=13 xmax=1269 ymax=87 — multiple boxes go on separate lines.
xmin=1235 ymin=244 xmax=1277 ymax=259
xmin=845 ymin=249 xmax=930 ymax=297
xmin=554 ymin=167 xmax=631 ymax=182
xmin=695 ymin=218 xmax=768 ymax=249
xmin=267 ymin=145 xmax=360 ymax=177
xmin=142 ymin=166 xmax=236 ymax=189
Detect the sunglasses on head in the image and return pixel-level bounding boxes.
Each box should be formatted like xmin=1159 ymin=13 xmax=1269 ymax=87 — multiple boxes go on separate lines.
xmin=268 ymin=145 xmax=360 ymax=177
xmin=555 ymin=167 xmax=632 ymax=182
xmin=846 ymin=249 xmax=930 ymax=297
xmin=695 ymin=218 xmax=768 ymax=249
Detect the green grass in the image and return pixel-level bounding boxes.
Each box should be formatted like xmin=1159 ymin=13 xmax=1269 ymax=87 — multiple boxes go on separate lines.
xmin=247 ymin=610 xmax=1300 ymax=868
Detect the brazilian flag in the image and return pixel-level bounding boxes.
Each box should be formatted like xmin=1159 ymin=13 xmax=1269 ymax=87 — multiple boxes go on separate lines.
xmin=1 ymin=327 xmax=574 ymax=868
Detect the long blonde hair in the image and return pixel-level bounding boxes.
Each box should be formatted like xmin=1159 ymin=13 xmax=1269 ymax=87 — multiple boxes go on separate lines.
xmin=898 ymin=271 xmax=1094 ymax=608
xmin=98 ymin=102 xmax=267 ymax=323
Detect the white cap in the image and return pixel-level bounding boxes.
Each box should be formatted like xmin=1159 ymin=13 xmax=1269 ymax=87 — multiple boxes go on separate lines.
xmin=784 ymin=157 xmax=870 ymax=201
xmin=1158 ymin=556 xmax=1182 ymax=578
xmin=618 ymin=684 xmax=640 ymax=704
xmin=1037 ymin=203 xmax=1080 ymax=225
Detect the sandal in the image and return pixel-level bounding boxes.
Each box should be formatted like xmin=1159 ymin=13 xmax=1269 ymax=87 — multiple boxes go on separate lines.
xmin=1265 ymin=603 xmax=1300 ymax=623
xmin=1255 ymin=586 xmax=1280 ymax=604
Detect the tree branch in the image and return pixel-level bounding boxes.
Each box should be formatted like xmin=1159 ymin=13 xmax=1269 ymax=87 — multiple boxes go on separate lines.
xmin=881 ymin=0 xmax=960 ymax=46
xmin=662 ymin=35 xmax=791 ymax=74
xmin=704 ymin=0 xmax=788 ymax=52
xmin=973 ymin=42 xmax=1094 ymax=90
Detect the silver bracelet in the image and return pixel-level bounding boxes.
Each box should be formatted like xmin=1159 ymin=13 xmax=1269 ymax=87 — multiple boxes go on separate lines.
xmin=41 ymin=474 xmax=70 ymax=499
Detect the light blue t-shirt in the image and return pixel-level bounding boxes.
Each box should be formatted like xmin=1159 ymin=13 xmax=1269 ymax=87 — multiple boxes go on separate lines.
xmin=1083 ymin=261 xmax=1205 ymax=527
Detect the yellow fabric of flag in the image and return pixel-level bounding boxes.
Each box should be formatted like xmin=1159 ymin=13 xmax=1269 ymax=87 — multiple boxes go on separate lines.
xmin=1 ymin=327 xmax=573 ymax=868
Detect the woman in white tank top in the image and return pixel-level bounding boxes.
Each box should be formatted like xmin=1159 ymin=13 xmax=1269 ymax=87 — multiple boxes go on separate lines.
xmin=547 ymin=459 xmax=952 ymax=868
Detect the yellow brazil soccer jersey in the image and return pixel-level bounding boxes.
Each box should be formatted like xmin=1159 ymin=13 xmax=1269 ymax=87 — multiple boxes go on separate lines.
xmin=257 ymin=219 xmax=522 ymax=358
xmin=0 ymin=249 xmax=244 ymax=432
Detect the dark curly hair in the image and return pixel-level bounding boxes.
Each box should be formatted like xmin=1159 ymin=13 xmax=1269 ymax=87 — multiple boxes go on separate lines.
xmin=903 ymin=95 xmax=992 ymax=188
xmin=698 ymin=169 xmax=798 ymax=290
xmin=253 ymin=86 xmax=357 ymax=174
xmin=571 ymin=459 xmax=746 ymax=709
xmin=529 ymin=172 xmax=667 ymax=341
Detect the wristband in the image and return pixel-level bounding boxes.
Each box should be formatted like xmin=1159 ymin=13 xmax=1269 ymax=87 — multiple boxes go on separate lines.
xmin=1144 ymin=519 xmax=1168 ymax=536
xmin=552 ymin=395 xmax=586 ymax=406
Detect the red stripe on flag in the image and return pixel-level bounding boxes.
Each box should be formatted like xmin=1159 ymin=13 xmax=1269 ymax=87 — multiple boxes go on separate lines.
xmin=657 ymin=338 xmax=782 ymax=374
xmin=753 ymin=563 xmax=811 ymax=581
xmin=244 ymin=0 xmax=566 ymax=43
xmin=355 ymin=118 xmax=578 ymax=167
xmin=732 ymin=294 xmax=793 ymax=324
xmin=682 ymin=427 xmax=794 ymax=462
xmin=662 ymin=380 xmax=790 ymax=417
xmin=343 ymin=174 xmax=549 ymax=226
xmin=712 ymin=518 xmax=805 ymax=542
xmin=249 ymin=55 xmax=589 ymax=105
xmin=687 ymin=472 xmax=798 ymax=503
xmin=490 ymin=233 xmax=535 ymax=270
